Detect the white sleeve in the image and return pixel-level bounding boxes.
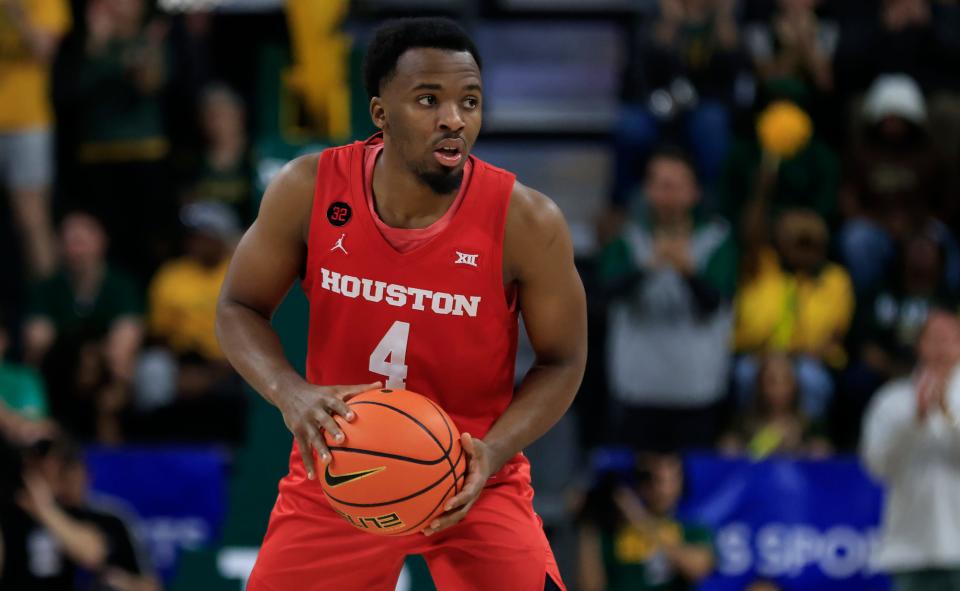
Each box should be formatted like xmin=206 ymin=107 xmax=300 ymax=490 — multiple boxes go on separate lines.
xmin=938 ymin=366 xmax=960 ymax=463
xmin=860 ymin=381 xmax=921 ymax=481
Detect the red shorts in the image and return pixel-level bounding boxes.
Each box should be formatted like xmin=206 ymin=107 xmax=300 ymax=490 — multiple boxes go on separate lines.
xmin=248 ymin=449 xmax=565 ymax=591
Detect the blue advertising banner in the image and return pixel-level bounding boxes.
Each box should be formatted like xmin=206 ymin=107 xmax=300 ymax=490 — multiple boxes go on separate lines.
xmin=86 ymin=447 xmax=230 ymax=582
xmin=680 ymin=453 xmax=889 ymax=591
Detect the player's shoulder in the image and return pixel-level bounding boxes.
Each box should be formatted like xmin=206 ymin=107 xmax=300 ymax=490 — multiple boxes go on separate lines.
xmin=506 ymin=180 xmax=566 ymax=240
xmin=263 ymin=153 xmax=319 ymax=200
xmin=502 ymin=181 xmax=571 ymax=280
xmin=278 ymin=141 xmax=364 ymax=191
xmin=253 ymin=153 xmax=322 ymax=242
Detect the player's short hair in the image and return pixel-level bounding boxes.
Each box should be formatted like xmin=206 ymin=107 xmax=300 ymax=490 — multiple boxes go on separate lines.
xmin=363 ymin=17 xmax=482 ymax=99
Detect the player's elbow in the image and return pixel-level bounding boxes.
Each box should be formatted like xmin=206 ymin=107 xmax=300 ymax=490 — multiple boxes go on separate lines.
xmin=215 ymin=294 xmax=244 ymax=351
xmin=214 ymin=295 xmax=240 ymax=349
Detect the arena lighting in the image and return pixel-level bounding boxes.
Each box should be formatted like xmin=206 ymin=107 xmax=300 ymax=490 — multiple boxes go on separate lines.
xmin=158 ymin=0 xmax=221 ymax=10
xmin=158 ymin=0 xmax=283 ymax=12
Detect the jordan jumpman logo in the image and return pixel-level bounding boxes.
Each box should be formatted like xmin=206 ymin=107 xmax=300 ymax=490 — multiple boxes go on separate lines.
xmin=331 ymin=233 xmax=348 ymax=254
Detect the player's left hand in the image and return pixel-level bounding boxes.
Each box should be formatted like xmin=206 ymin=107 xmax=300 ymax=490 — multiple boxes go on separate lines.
xmin=422 ymin=432 xmax=492 ymax=536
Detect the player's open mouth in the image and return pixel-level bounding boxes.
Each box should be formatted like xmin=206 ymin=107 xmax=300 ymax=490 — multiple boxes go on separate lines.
xmin=433 ymin=142 xmax=463 ymax=167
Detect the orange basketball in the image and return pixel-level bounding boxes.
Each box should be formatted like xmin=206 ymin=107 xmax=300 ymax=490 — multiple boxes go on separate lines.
xmin=320 ymin=388 xmax=467 ymax=536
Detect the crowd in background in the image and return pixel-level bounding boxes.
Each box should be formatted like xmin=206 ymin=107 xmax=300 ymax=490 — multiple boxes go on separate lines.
xmin=0 ymin=0 xmax=959 ymax=590
xmin=1 ymin=0 xmax=251 ymax=587
xmin=0 ymin=0 xmax=252 ymax=451
xmin=576 ymin=0 xmax=960 ymax=589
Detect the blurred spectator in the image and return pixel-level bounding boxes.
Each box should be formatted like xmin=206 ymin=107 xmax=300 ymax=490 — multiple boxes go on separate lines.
xmin=733 ymin=209 xmax=854 ymax=420
xmin=838 ymin=233 xmax=958 ymax=449
xmin=599 ymin=148 xmax=736 ymax=451
xmin=720 ymin=93 xmax=839 ymax=240
xmin=745 ymin=580 xmax=783 ymax=591
xmin=0 ymin=0 xmax=70 ymax=279
xmin=148 ymin=202 xmax=235 ymax=364
xmin=742 ymin=0 xmax=838 ymax=95
xmin=60 ymin=0 xmax=173 ymax=280
xmin=0 ymin=309 xmax=55 ymax=446
xmin=164 ymin=9 xmax=215 ymax=158
xmin=861 ymin=309 xmax=960 ymax=591
xmin=56 ymin=436 xmax=160 ymax=591
xmin=579 ymin=453 xmax=714 ymax=591
xmin=0 ymin=433 xmax=159 ymax=590
xmin=131 ymin=201 xmax=246 ymax=444
xmin=719 ymin=352 xmax=830 ymax=459
xmin=179 ymin=83 xmax=254 ymax=224
xmin=24 ymin=211 xmax=143 ymax=443
xmin=836 ymin=0 xmax=960 ymax=98
xmin=613 ymin=0 xmax=742 ymax=204
xmin=839 ymin=74 xmax=956 ymax=296
xmin=836 ymin=0 xmax=960 ymax=184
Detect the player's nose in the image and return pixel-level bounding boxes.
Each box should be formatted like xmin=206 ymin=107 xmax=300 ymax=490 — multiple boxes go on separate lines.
xmin=436 ymin=102 xmax=465 ymax=132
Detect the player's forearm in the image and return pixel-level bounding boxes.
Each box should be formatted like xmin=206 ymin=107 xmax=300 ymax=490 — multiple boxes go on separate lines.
xmin=216 ymin=298 xmax=306 ymax=408
xmin=482 ymin=358 xmax=585 ymax=471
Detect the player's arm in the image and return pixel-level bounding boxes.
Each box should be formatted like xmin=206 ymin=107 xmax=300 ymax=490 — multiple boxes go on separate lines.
xmin=425 ymin=183 xmax=587 ymax=535
xmin=216 ymin=155 xmax=377 ymax=480
xmin=484 ymin=184 xmax=587 ymax=467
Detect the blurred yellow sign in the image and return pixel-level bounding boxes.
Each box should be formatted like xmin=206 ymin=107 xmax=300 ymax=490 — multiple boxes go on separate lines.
xmin=284 ymin=0 xmax=351 ymax=140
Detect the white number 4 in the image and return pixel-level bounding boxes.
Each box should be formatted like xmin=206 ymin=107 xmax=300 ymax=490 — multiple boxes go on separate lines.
xmin=369 ymin=321 xmax=409 ymax=389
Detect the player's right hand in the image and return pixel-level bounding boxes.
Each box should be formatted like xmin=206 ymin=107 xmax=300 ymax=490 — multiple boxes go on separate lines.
xmin=279 ymin=381 xmax=381 ymax=480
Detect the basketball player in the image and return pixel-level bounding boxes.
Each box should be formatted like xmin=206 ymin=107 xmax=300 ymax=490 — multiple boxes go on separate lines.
xmin=216 ymin=18 xmax=587 ymax=591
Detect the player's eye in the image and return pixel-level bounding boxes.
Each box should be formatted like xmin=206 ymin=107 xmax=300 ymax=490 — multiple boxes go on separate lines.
xmin=417 ymin=95 xmax=436 ymax=106
xmin=463 ymin=96 xmax=479 ymax=109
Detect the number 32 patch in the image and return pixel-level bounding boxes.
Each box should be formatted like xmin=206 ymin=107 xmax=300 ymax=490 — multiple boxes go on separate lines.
xmin=327 ymin=202 xmax=352 ymax=227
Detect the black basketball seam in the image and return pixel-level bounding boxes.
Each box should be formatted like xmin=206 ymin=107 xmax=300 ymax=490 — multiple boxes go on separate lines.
xmin=420 ymin=396 xmax=454 ymax=454
xmin=324 ymin=445 xmax=465 ymax=508
xmin=451 ymin=440 xmax=466 ymax=496
xmin=348 ymin=401 xmax=446 ymax=462
xmin=384 ymin=476 xmax=462 ymax=537
xmin=325 ymin=446 xmax=447 ymax=466
xmin=386 ymin=470 xmax=466 ymax=536
xmin=418 ymin=396 xmax=461 ymax=494
xmin=349 ymin=400 xmax=457 ymax=486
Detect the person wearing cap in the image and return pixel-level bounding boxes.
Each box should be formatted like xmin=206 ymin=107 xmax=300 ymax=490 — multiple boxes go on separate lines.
xmin=133 ymin=202 xmax=246 ymax=443
xmin=839 ymin=74 xmax=955 ymax=296
xmin=146 ymin=201 xmax=239 ymax=364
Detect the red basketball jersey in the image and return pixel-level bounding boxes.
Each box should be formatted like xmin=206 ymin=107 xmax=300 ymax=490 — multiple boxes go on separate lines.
xmin=301 ymin=134 xmax=519 ymax=442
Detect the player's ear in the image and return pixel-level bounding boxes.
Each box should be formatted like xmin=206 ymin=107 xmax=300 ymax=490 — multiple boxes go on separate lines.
xmin=370 ymin=97 xmax=387 ymax=131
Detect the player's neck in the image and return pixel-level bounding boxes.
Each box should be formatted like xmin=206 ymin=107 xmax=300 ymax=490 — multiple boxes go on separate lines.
xmin=372 ymin=148 xmax=456 ymax=229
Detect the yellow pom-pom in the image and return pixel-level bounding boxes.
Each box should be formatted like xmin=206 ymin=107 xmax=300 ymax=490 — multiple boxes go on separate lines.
xmin=756 ymin=101 xmax=813 ymax=159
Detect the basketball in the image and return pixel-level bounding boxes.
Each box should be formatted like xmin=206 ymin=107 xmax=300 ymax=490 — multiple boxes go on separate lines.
xmin=320 ymin=388 xmax=467 ymax=536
